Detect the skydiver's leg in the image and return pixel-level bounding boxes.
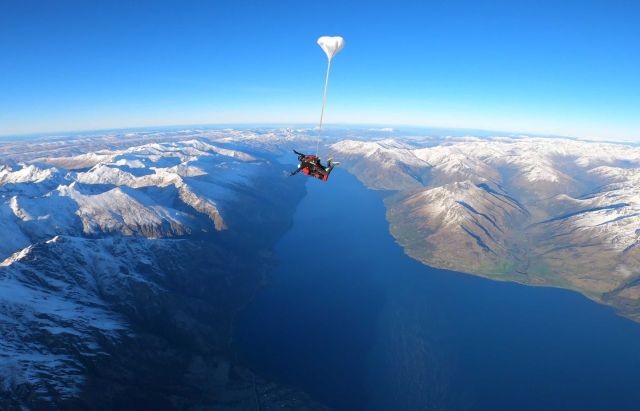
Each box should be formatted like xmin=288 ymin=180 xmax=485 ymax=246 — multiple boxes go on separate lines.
xmin=314 ymin=165 xmax=329 ymax=177
xmin=325 ymin=159 xmax=340 ymax=175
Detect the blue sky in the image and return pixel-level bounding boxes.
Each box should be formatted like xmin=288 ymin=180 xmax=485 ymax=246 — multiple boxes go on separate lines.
xmin=1 ymin=0 xmax=638 ymax=141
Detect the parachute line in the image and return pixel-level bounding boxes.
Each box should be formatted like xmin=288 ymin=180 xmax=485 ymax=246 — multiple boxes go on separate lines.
xmin=315 ymin=58 xmax=332 ymax=156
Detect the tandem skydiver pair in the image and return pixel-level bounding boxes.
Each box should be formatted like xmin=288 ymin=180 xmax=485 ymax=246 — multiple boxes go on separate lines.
xmin=289 ymin=150 xmax=339 ymax=182
xmin=290 ymin=36 xmax=344 ymax=183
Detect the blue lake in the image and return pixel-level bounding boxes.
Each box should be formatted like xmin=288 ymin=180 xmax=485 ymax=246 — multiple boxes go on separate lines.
xmin=236 ymin=169 xmax=640 ymax=410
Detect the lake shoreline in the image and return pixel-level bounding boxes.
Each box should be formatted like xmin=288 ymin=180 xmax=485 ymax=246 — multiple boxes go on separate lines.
xmin=235 ymin=169 xmax=640 ymax=411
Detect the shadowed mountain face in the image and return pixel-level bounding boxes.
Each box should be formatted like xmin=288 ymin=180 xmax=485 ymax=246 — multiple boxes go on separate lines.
xmin=331 ymin=137 xmax=640 ymax=320
xmin=0 ymin=133 xmax=328 ymax=410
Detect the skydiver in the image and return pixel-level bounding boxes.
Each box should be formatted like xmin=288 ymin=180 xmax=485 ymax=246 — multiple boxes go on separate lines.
xmin=290 ymin=150 xmax=339 ymax=181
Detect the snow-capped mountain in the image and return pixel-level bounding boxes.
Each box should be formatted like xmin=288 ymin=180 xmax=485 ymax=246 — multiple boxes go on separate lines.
xmin=0 ymin=132 xmax=324 ymax=410
xmin=2 ymin=126 xmax=640 ymax=408
xmin=387 ymin=180 xmax=527 ymax=276
xmin=1 ymin=236 xmax=147 ymax=400
xmin=332 ymin=136 xmax=640 ymax=316
xmin=0 ymin=139 xmax=261 ymax=260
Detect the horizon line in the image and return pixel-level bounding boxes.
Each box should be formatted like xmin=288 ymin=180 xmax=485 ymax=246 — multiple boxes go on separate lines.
xmin=0 ymin=121 xmax=637 ymax=145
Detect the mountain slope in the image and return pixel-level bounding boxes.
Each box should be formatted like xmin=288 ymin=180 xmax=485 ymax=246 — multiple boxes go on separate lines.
xmin=332 ymin=136 xmax=640 ymax=318
xmin=0 ymin=134 xmax=326 ymax=410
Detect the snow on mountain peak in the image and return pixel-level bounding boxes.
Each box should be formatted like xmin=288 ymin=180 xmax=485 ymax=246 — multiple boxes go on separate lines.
xmin=0 ymin=244 xmax=33 ymax=267
xmin=333 ymin=135 xmax=640 ymax=297
xmin=0 ymin=133 xmax=285 ymax=404
xmin=0 ymin=138 xmax=262 ymax=260
xmin=0 ymin=163 xmax=58 ymax=184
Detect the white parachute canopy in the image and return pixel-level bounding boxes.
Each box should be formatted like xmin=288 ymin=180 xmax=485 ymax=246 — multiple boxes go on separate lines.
xmin=315 ymin=35 xmax=344 ymax=155
xmin=317 ymin=36 xmax=345 ymax=61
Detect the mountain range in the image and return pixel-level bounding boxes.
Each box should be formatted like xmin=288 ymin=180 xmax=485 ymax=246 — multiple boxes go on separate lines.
xmin=331 ymin=136 xmax=640 ymax=320
xmin=1 ymin=127 xmax=639 ymax=408
xmin=0 ymin=132 xmax=326 ymax=410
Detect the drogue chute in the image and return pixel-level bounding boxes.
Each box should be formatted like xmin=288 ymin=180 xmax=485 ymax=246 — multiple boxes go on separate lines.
xmin=315 ymin=36 xmax=345 ymax=156
xmin=317 ymin=36 xmax=345 ymax=61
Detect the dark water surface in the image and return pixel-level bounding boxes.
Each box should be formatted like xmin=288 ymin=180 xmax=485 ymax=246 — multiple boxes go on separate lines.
xmin=236 ymin=170 xmax=640 ymax=411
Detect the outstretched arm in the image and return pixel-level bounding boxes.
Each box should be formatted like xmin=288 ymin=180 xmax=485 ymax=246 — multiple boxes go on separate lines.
xmin=293 ymin=149 xmax=306 ymax=161
xmin=290 ymin=165 xmax=302 ymax=176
